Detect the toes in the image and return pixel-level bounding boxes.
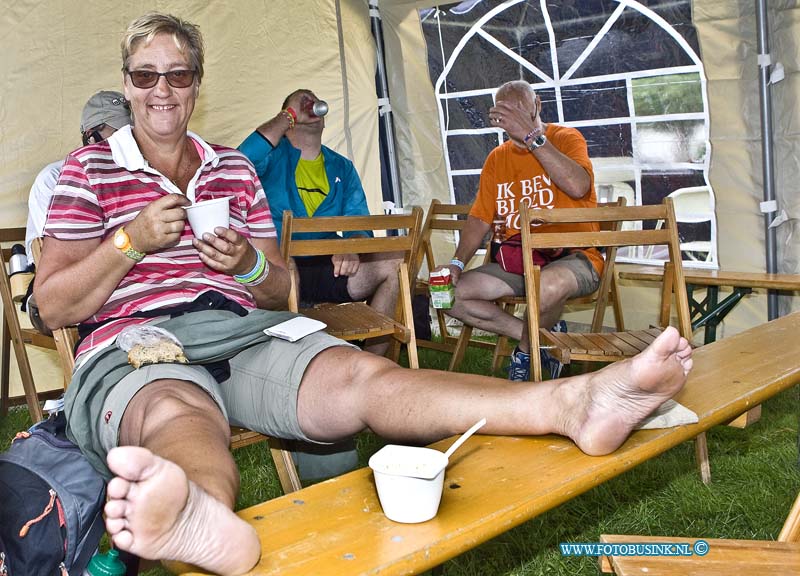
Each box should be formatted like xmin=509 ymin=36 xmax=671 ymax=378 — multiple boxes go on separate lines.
xmin=105 ymin=516 xmax=127 ymax=535
xmin=107 ymin=446 xmax=158 ymax=481
xmin=111 ymin=529 xmax=135 ymax=551
xmin=105 ymin=498 xmax=128 ymax=520
xmin=107 ymin=476 xmax=133 ymax=501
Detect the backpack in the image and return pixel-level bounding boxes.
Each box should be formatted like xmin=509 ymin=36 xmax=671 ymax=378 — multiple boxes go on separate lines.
xmin=0 ymin=411 xmax=106 ymax=576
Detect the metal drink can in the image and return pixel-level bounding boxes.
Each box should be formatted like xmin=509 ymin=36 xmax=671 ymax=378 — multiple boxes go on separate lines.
xmin=312 ymin=100 xmax=329 ymax=117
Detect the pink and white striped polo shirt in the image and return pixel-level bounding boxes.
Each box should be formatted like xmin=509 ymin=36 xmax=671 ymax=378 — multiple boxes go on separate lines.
xmin=44 ymin=125 xmax=276 ymax=360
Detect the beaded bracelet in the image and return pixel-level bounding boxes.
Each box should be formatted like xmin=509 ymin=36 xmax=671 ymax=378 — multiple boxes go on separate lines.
xmin=280 ymin=110 xmax=295 ymax=129
xmin=234 ymin=249 xmax=266 ymax=284
xmin=282 ymin=107 xmax=297 ymax=129
xmin=523 ymin=128 xmax=543 ymax=146
xmin=450 ymin=258 xmax=465 ymax=271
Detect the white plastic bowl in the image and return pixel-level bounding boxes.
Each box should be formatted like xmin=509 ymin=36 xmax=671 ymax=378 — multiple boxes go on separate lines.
xmin=369 ymin=444 xmax=449 ymax=523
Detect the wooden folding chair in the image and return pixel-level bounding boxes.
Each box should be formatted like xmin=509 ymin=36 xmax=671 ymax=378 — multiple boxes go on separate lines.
xmin=414 ymin=200 xmax=624 ymax=375
xmin=600 ymin=491 xmax=800 ymax=575
xmin=521 ymin=199 xmax=710 ymax=482
xmin=0 ymin=228 xmax=59 ymax=423
xmin=521 ymin=199 xmax=692 ymax=381
xmin=410 ymin=201 xmax=516 ymax=367
xmin=31 ymin=238 xmax=303 ymax=494
xmin=281 ymin=208 xmax=423 ymax=369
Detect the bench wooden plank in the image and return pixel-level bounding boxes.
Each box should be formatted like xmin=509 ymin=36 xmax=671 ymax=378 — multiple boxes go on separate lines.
xmin=183 ymin=312 xmax=800 ymax=576
xmin=599 ymin=535 xmax=800 ymax=575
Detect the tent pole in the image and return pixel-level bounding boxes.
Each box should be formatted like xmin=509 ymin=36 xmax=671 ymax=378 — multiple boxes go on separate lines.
xmin=370 ymin=0 xmax=404 ymax=208
xmin=756 ymin=0 xmax=779 ymax=320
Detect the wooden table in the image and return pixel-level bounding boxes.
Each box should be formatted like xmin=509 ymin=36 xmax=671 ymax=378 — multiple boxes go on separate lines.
xmin=617 ymin=265 xmax=800 ymax=344
xmin=183 ymin=312 xmax=800 ymax=576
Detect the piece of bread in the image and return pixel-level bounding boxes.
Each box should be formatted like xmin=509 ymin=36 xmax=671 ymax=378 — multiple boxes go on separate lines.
xmin=127 ymin=340 xmax=188 ymax=369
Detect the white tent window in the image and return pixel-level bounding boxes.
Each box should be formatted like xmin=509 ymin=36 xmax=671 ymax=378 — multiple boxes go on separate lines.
xmin=422 ymin=0 xmax=718 ymax=267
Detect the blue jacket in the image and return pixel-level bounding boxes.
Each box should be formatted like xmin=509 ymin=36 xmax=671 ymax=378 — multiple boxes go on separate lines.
xmin=238 ymin=131 xmax=371 ymax=241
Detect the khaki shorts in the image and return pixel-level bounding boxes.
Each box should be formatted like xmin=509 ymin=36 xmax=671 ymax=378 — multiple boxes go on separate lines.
xmin=97 ymin=331 xmax=357 ymax=457
xmin=471 ymin=251 xmax=600 ymax=297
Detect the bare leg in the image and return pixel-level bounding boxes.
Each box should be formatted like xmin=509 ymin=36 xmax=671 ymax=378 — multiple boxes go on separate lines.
xmin=448 ymin=271 xmax=522 ymax=339
xmin=104 ymin=380 xmax=260 ymax=575
xmin=104 ymin=447 xmax=260 ymax=576
xmin=118 ymin=380 xmax=238 ymax=505
xmin=297 ymin=327 xmax=692 ymax=456
xmin=347 ymin=254 xmax=402 ymax=356
xmin=451 ymin=267 xmax=583 ymax=354
xmin=519 ymin=265 xmax=579 ymax=352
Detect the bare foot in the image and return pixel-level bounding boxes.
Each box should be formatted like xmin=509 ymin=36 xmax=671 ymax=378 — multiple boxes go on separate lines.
xmin=104 ymin=447 xmax=260 ymax=576
xmin=565 ymin=326 xmax=693 ymax=456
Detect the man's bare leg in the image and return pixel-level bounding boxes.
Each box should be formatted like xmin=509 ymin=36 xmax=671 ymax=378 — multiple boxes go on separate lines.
xmin=347 ymin=254 xmax=402 ymax=356
xmin=104 ymin=380 xmax=260 ymax=575
xmin=450 ymin=266 xmax=584 ymax=341
xmin=447 ymin=271 xmax=522 ymax=338
xmin=518 ymin=265 xmax=579 ymax=352
xmin=297 ymin=327 xmax=692 ymax=456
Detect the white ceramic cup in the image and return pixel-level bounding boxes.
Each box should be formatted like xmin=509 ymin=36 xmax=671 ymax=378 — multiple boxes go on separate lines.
xmin=185 ymin=197 xmax=231 ymax=239
xmin=368 ymin=444 xmax=448 ymax=523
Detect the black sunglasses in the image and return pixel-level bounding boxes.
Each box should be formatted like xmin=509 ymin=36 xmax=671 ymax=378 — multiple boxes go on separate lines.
xmin=126 ymin=69 xmax=197 ymax=89
xmin=82 ymin=124 xmax=107 ymax=146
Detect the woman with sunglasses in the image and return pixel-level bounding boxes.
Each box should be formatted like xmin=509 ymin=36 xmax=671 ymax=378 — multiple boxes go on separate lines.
xmin=34 ymin=11 xmax=693 ymax=576
xmin=35 ymin=12 xmax=291 ymax=575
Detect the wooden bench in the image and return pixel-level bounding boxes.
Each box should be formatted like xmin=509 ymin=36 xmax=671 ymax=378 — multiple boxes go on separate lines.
xmin=183 ymin=312 xmax=800 ymax=576
xmin=599 ymin=491 xmax=800 ymax=575
xmin=599 ymin=535 xmax=800 ymax=575
xmin=617 ymin=264 xmax=800 ymax=344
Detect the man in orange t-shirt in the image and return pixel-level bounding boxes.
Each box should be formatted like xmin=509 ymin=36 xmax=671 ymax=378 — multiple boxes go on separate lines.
xmin=434 ymin=80 xmax=600 ymax=381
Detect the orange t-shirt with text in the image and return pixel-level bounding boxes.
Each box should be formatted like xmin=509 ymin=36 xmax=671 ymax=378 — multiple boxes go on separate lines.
xmin=469 ymin=124 xmax=603 ymax=274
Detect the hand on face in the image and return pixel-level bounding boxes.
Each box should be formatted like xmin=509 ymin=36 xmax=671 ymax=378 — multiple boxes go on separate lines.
xmin=488 ymin=95 xmax=543 ymax=146
xmin=331 ymin=253 xmax=360 ymax=277
xmin=193 ymin=227 xmax=255 ymax=276
xmin=126 ymin=193 xmax=191 ymax=253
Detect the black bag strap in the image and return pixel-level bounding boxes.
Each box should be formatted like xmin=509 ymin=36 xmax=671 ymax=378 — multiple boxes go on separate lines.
xmin=69 ymin=511 xmax=106 ymax=576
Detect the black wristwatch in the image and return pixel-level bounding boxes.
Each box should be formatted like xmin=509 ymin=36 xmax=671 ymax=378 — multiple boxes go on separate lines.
xmin=526 ymin=133 xmax=547 ymax=151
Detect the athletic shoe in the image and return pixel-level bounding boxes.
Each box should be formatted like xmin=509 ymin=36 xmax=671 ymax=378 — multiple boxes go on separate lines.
xmin=542 ymin=320 xmax=566 ymax=378
xmin=507 ymin=346 xmax=531 ymax=381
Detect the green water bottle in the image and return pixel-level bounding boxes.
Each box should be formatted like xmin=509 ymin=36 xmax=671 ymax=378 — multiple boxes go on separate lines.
xmin=82 ymin=549 xmax=127 ymax=576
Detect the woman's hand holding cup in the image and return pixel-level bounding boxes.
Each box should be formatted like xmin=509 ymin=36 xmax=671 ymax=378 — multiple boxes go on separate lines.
xmin=126 ymin=193 xmax=191 ymax=254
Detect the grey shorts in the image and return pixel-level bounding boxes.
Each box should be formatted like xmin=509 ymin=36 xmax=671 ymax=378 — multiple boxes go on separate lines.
xmin=471 ymin=251 xmax=600 ymax=297
xmin=97 ymin=331 xmax=357 ymax=456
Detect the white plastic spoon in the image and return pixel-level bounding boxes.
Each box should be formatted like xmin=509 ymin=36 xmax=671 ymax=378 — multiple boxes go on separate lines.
xmin=443 ymin=417 xmax=487 ymax=460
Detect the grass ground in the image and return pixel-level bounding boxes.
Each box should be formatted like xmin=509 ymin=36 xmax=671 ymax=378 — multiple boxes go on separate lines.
xmin=1 ymin=341 xmax=798 ymax=575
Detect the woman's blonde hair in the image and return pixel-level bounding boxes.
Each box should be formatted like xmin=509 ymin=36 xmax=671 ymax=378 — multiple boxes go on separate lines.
xmin=121 ymin=12 xmax=204 ymax=84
